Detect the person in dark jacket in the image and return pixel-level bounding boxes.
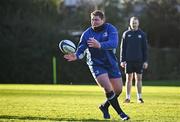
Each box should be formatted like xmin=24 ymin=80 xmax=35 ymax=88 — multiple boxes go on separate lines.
xmin=120 ymin=16 xmax=148 ymax=103
xmin=64 ymin=10 xmax=129 ymax=120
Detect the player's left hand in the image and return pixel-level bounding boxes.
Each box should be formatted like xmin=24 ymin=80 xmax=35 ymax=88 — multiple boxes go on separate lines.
xmin=143 ymin=62 xmax=148 ymax=69
xmin=88 ymin=38 xmax=101 ymax=48
xmin=64 ymin=53 xmax=77 ymax=62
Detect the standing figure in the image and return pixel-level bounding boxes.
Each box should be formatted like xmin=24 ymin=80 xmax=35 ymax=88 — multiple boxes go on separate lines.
xmin=120 ymin=16 xmax=148 ymax=103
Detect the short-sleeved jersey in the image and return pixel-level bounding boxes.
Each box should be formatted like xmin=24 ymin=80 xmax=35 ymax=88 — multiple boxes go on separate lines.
xmin=75 ymin=23 xmax=119 ymax=67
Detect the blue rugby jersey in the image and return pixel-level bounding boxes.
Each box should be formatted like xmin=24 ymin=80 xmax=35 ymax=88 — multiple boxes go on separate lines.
xmin=120 ymin=28 xmax=148 ymax=63
xmin=75 ymin=23 xmax=119 ymax=66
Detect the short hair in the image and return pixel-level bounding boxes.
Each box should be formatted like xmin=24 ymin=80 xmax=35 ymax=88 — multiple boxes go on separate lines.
xmin=130 ymin=16 xmax=139 ymax=22
xmin=91 ymin=10 xmax=105 ymax=20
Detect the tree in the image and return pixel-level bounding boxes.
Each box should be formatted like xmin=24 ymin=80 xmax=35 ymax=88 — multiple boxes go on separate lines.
xmin=141 ymin=0 xmax=180 ymax=48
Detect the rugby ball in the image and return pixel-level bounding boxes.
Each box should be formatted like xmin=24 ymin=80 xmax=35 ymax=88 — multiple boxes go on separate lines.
xmin=59 ymin=40 xmax=76 ymax=54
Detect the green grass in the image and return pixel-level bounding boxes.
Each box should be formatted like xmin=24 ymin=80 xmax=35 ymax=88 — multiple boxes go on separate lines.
xmin=0 ymin=84 xmax=180 ymax=122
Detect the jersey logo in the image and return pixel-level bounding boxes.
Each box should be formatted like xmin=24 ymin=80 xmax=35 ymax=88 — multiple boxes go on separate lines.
xmin=103 ymin=32 xmax=108 ymax=37
xmin=138 ymin=35 xmax=142 ymax=38
xmin=128 ymin=34 xmax=131 ymax=37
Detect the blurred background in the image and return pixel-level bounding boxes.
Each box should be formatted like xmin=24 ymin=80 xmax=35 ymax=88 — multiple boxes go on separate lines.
xmin=0 ymin=0 xmax=180 ymax=84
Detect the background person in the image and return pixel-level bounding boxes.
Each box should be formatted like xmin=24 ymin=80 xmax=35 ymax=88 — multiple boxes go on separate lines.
xmin=120 ymin=16 xmax=148 ymax=103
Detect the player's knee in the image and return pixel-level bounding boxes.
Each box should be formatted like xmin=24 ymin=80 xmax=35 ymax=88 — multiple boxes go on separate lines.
xmin=104 ymin=87 xmax=113 ymax=93
xmin=115 ymin=90 xmax=122 ymax=97
xmin=113 ymin=88 xmax=122 ymax=96
xmin=106 ymin=91 xmax=115 ymax=100
xmin=135 ymin=80 xmax=142 ymax=84
xmin=127 ymin=74 xmax=133 ymax=81
xmin=126 ymin=80 xmax=132 ymax=85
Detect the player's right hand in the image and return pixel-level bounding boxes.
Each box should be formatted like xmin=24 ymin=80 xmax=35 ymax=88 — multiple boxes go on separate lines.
xmin=120 ymin=62 xmax=126 ymax=68
xmin=64 ymin=53 xmax=77 ymax=62
xmin=88 ymin=38 xmax=101 ymax=48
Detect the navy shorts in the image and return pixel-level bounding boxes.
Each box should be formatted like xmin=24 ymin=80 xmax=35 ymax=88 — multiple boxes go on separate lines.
xmin=89 ymin=64 xmax=122 ymax=78
xmin=125 ymin=62 xmax=143 ymax=74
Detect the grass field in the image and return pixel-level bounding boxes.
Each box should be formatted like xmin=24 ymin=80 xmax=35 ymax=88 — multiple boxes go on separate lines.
xmin=0 ymin=82 xmax=180 ymax=122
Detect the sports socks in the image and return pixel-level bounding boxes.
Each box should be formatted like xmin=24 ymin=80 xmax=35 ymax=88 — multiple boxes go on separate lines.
xmin=137 ymin=93 xmax=142 ymax=99
xmin=106 ymin=91 xmax=124 ymax=115
xmin=102 ymin=100 xmax=110 ymax=109
xmin=102 ymin=94 xmax=120 ymax=109
xmin=126 ymin=94 xmax=131 ymax=100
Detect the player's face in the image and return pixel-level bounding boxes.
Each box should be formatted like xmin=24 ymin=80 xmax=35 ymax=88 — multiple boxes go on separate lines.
xmin=130 ymin=19 xmax=139 ymax=30
xmin=91 ymin=15 xmax=104 ymax=28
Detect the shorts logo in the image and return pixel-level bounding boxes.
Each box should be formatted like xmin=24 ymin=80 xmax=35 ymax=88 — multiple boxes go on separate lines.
xmin=95 ymin=70 xmax=99 ymax=75
xmin=138 ymin=35 xmax=142 ymax=38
